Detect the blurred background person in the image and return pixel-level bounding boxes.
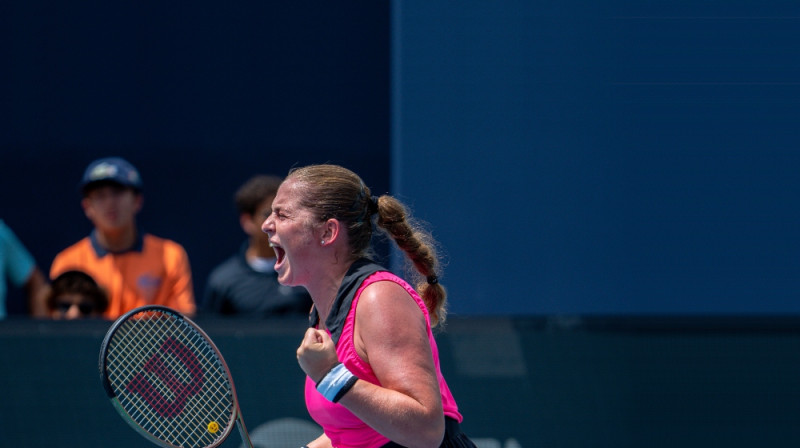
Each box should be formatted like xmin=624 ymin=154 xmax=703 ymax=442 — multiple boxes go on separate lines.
xmin=50 ymin=157 xmax=196 ymax=319
xmin=0 ymin=219 xmax=50 ymax=319
xmin=202 ymin=174 xmax=311 ymax=317
xmin=46 ymin=270 xmax=109 ymax=319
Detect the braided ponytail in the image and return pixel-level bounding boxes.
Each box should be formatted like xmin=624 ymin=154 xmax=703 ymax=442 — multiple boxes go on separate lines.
xmin=374 ymin=195 xmax=447 ymax=328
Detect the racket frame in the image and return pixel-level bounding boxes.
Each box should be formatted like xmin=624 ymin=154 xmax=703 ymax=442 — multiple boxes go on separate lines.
xmin=98 ymin=305 xmax=254 ymax=448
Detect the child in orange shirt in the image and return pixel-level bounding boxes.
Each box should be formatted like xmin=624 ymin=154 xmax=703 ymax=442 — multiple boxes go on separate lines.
xmin=49 ymin=157 xmax=195 ymax=319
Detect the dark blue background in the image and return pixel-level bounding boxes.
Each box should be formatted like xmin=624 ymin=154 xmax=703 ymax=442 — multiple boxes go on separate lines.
xmin=3 ymin=1 xmax=800 ymax=316
xmin=0 ymin=1 xmax=390 ymax=315
xmin=394 ymin=0 xmax=800 ymax=315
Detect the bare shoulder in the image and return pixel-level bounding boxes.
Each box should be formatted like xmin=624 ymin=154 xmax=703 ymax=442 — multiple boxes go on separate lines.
xmin=353 ymin=280 xmax=430 ymax=367
xmin=354 ymin=280 xmax=437 ymax=401
xmin=356 ymin=280 xmax=425 ymax=331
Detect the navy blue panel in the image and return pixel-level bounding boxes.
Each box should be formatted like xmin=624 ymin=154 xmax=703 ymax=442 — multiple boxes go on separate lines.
xmin=394 ymin=0 xmax=800 ymax=314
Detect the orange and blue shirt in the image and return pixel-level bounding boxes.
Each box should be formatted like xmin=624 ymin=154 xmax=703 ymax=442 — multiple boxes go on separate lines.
xmin=50 ymin=230 xmax=195 ymax=319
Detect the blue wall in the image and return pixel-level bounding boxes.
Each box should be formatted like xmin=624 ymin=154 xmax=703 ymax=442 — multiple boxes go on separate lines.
xmin=393 ymin=0 xmax=800 ymax=315
xmin=3 ymin=1 xmax=800 ymax=316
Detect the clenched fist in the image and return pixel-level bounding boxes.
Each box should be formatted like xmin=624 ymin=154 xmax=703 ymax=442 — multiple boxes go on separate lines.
xmin=297 ymin=328 xmax=341 ymax=382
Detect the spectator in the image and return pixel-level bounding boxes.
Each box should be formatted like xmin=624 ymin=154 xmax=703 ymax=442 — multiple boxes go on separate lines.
xmin=203 ymin=174 xmax=311 ymax=317
xmin=50 ymin=157 xmax=196 ymax=319
xmin=0 ymin=219 xmax=50 ymax=318
xmin=46 ymin=270 xmax=109 ymax=319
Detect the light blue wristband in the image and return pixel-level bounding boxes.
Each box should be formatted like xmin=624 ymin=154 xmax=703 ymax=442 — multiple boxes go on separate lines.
xmin=316 ymin=363 xmax=357 ymax=403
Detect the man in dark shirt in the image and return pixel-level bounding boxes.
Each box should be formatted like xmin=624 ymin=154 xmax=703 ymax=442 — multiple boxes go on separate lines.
xmin=202 ymin=175 xmax=311 ymax=317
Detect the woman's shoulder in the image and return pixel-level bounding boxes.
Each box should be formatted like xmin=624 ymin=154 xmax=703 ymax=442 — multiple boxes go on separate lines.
xmin=358 ymin=273 xmax=426 ymax=320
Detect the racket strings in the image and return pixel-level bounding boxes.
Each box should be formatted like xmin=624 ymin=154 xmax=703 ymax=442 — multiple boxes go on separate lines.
xmin=112 ymin=313 xmax=232 ymax=446
xmin=106 ymin=310 xmax=235 ymax=447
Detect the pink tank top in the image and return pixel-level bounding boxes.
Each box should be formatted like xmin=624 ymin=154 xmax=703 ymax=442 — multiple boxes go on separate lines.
xmin=305 ymin=271 xmax=462 ymax=448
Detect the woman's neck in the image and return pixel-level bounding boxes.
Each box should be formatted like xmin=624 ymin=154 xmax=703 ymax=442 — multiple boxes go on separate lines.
xmin=307 ymin=260 xmax=353 ymax=328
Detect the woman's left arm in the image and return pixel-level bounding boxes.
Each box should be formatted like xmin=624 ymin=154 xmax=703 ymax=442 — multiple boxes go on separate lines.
xmin=342 ymin=281 xmax=445 ymax=448
xmin=296 ymin=281 xmax=445 ymax=448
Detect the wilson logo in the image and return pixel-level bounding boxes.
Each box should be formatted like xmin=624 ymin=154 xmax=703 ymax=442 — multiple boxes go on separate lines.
xmin=126 ymin=337 xmax=204 ymax=418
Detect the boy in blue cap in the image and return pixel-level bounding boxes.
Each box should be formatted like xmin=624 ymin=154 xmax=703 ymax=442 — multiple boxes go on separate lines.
xmin=49 ymin=157 xmax=196 ymax=319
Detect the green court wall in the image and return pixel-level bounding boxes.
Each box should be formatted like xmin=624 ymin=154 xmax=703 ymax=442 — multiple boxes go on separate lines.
xmin=2 ymin=316 xmax=798 ymax=447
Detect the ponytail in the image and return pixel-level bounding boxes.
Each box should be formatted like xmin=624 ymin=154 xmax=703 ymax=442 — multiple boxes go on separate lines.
xmin=374 ymin=195 xmax=447 ymax=327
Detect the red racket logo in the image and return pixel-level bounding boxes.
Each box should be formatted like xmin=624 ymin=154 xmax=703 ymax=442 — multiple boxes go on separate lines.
xmin=126 ymin=336 xmax=205 ymax=418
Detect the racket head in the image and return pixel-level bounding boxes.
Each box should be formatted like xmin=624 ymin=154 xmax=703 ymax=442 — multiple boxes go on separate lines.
xmin=99 ymin=305 xmax=241 ymax=448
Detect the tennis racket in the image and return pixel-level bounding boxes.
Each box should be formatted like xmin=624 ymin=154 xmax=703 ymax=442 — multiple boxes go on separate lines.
xmin=99 ymin=305 xmax=254 ymax=448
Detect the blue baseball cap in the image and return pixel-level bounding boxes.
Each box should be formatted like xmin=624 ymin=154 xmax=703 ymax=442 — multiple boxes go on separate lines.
xmin=80 ymin=157 xmax=143 ymax=194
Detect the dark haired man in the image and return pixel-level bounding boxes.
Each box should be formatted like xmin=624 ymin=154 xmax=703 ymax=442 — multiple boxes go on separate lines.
xmin=202 ymin=174 xmax=311 ymax=317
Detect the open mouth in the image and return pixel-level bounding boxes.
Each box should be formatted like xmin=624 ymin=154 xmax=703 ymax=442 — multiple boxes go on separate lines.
xmin=269 ymin=240 xmax=286 ymax=267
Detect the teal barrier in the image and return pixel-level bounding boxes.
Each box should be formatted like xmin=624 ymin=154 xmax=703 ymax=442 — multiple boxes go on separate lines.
xmin=2 ymin=316 xmax=799 ymax=447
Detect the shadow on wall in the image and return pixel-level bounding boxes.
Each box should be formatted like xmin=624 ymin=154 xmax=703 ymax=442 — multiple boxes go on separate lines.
xmin=241 ymin=418 xmax=320 ymax=448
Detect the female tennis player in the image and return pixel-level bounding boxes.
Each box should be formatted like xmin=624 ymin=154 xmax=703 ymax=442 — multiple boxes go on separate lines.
xmin=262 ymin=164 xmax=476 ymax=448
